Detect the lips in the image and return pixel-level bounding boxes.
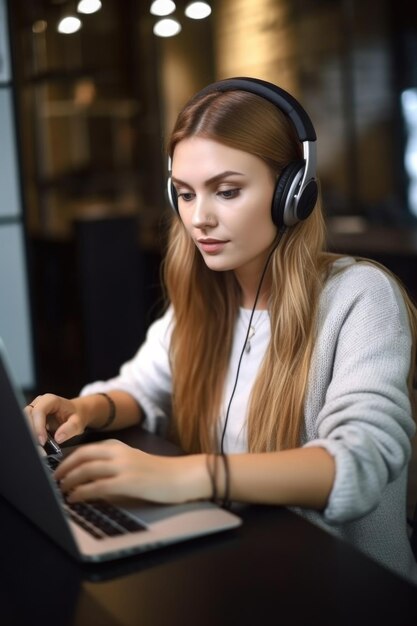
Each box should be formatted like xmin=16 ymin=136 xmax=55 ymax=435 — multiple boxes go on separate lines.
xmin=197 ymin=238 xmax=229 ymax=254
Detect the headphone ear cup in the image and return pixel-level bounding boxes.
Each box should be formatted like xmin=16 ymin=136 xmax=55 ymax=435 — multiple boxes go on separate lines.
xmin=295 ymin=178 xmax=318 ymax=222
xmin=272 ymin=161 xmax=304 ymax=227
xmin=167 ymin=177 xmax=179 ymax=214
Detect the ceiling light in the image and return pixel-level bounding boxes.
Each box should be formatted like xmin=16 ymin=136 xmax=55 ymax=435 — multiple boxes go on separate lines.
xmin=153 ymin=17 xmax=181 ymax=37
xmin=150 ymin=0 xmax=176 ymax=16
xmin=57 ymin=16 xmax=82 ymax=34
xmin=185 ymin=2 xmax=211 ymax=19
xmin=77 ymin=0 xmax=102 ymax=14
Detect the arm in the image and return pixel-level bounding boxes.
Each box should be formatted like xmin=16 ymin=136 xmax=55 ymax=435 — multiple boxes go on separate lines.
xmin=303 ymin=263 xmax=416 ymax=523
xmin=73 ymin=391 xmax=142 ymax=432
xmin=221 ymin=447 xmax=335 ymax=509
xmin=55 ymin=442 xmax=334 ymax=510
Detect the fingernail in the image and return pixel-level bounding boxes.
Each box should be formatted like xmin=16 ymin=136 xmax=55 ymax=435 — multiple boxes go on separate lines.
xmin=38 ymin=434 xmax=46 ymax=446
xmin=55 ymin=432 xmax=65 ymax=443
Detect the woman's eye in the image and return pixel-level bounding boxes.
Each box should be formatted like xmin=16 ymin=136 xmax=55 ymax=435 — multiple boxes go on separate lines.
xmin=218 ymin=188 xmax=241 ymax=199
xmin=177 ymin=192 xmax=194 ymax=202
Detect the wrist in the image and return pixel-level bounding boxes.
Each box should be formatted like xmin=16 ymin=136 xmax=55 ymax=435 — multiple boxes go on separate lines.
xmin=176 ymin=454 xmax=213 ymax=502
xmin=205 ymin=453 xmax=231 ymax=507
xmin=70 ymin=397 xmax=90 ymax=431
xmin=71 ymin=394 xmax=114 ymax=431
xmin=86 ymin=393 xmax=116 ymax=431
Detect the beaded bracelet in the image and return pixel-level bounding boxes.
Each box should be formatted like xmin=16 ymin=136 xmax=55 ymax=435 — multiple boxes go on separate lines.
xmin=205 ymin=453 xmax=231 ymax=509
xmin=205 ymin=454 xmax=217 ymax=501
xmin=87 ymin=392 xmax=116 ymax=431
xmin=220 ymin=453 xmax=231 ymax=509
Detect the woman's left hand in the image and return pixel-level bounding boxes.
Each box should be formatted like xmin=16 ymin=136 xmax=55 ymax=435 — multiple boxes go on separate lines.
xmin=54 ymin=440 xmax=211 ymax=505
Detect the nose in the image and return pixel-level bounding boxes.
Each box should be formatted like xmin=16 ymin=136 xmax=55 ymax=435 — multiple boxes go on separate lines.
xmin=191 ymin=195 xmax=217 ymax=229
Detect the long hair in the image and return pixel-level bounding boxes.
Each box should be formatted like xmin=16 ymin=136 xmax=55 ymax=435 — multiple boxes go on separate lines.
xmin=163 ymin=89 xmax=417 ymax=453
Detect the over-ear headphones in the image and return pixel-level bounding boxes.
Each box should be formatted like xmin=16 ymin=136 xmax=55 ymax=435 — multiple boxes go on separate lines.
xmin=167 ymin=76 xmax=318 ymax=228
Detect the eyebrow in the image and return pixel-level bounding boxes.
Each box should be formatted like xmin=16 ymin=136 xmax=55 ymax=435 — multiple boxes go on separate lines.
xmin=171 ymin=170 xmax=245 ymax=188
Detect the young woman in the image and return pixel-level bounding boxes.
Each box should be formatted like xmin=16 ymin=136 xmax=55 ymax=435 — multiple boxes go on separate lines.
xmin=27 ymin=78 xmax=417 ymax=582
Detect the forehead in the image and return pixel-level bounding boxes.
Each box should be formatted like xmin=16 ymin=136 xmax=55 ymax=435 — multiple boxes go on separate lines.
xmin=172 ymin=137 xmax=269 ymax=179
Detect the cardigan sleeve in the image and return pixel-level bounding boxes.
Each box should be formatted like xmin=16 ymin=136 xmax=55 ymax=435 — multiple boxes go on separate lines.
xmin=304 ymin=263 xmax=416 ymax=524
xmin=80 ymin=307 xmax=173 ymax=435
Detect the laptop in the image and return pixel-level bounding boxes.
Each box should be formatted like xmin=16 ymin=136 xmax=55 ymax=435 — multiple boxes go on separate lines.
xmin=0 ymin=339 xmax=242 ymax=562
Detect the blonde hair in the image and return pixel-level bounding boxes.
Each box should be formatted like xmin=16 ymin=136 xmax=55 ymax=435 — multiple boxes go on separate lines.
xmin=163 ymin=89 xmax=417 ymax=453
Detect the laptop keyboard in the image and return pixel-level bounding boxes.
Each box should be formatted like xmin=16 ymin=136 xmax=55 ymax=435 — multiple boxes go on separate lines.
xmin=45 ymin=455 xmax=147 ymax=540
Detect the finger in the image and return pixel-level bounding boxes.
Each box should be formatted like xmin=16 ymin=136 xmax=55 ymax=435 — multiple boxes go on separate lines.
xmin=23 ymin=405 xmax=33 ymax=421
xmin=29 ymin=394 xmax=73 ymax=445
xmin=23 ymin=404 xmax=45 ymax=450
xmin=65 ymin=477 xmax=117 ymax=503
xmin=23 ymin=399 xmax=41 ymax=421
xmin=55 ymin=444 xmax=111 ymax=481
xmin=30 ymin=406 xmax=50 ymax=446
xmin=27 ymin=395 xmax=42 ymax=407
xmin=59 ymin=460 xmax=114 ymax=493
xmin=25 ymin=395 xmax=43 ymax=414
xmin=54 ymin=413 xmax=84 ymax=444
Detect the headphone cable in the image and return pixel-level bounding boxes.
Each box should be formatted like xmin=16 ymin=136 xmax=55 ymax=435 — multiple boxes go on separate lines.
xmin=219 ymin=227 xmax=286 ymax=454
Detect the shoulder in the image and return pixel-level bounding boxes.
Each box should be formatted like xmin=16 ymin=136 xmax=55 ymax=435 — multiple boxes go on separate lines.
xmin=145 ymin=306 xmax=175 ymax=345
xmin=325 ymin=256 xmax=405 ymax=304
xmin=326 ymin=256 xmax=397 ymax=289
xmin=320 ymin=256 xmax=411 ymax=332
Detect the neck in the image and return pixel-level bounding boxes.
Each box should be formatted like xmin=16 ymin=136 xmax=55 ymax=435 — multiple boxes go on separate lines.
xmin=240 ymin=290 xmax=270 ymax=310
xmin=234 ymin=243 xmax=278 ymax=309
xmin=236 ymin=271 xmax=272 ymax=310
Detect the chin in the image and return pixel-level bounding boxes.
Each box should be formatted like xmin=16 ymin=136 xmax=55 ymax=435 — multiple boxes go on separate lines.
xmin=200 ymin=254 xmax=235 ymax=273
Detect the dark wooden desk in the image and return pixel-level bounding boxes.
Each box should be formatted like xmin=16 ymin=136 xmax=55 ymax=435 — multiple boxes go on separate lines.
xmin=1 ymin=428 xmax=416 ymax=626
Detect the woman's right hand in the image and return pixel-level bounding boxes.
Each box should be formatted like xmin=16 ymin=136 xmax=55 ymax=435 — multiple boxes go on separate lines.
xmin=24 ymin=394 xmax=87 ymax=446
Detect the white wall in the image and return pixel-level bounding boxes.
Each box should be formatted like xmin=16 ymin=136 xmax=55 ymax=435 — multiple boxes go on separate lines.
xmin=0 ymin=0 xmax=34 ymax=389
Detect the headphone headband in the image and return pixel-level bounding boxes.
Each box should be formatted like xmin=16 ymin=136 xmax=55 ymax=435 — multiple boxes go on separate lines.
xmin=193 ymin=77 xmax=317 ymax=142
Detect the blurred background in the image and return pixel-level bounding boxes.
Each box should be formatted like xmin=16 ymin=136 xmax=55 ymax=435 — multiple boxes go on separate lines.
xmin=1 ymin=0 xmax=417 ymax=399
